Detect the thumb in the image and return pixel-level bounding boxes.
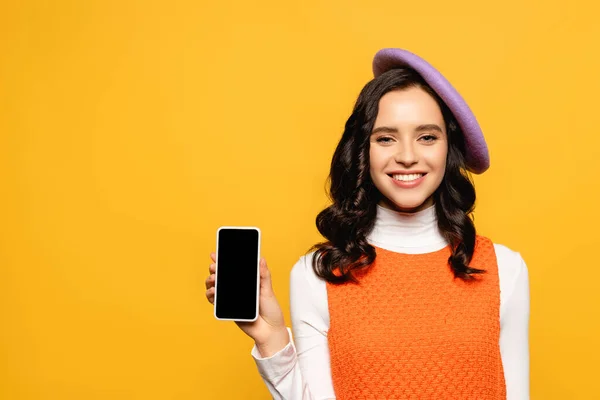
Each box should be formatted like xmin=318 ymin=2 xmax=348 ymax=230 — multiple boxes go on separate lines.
xmin=259 ymin=257 xmax=275 ymax=296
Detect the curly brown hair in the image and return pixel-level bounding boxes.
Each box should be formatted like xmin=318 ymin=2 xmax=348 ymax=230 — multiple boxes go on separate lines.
xmin=310 ymin=67 xmax=485 ymax=283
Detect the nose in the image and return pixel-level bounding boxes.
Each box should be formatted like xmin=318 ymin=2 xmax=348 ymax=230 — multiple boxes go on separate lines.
xmin=394 ymin=142 xmax=418 ymax=167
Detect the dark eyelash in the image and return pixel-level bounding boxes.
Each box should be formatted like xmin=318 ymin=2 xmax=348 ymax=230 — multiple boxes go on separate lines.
xmin=376 ymin=136 xmax=393 ymax=143
xmin=420 ymin=135 xmax=438 ymax=141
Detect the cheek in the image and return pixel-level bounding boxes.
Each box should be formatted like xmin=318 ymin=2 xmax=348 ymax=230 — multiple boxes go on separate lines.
xmin=427 ymin=147 xmax=448 ymax=171
xmin=368 ymin=153 xmax=377 ymax=181
xmin=368 ymin=147 xmax=387 ymax=181
xmin=369 ymin=146 xmax=388 ymax=169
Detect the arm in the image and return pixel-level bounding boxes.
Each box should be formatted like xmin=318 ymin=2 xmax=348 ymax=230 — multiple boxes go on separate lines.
xmin=498 ymin=249 xmax=531 ymax=400
xmin=251 ymin=255 xmax=336 ymax=400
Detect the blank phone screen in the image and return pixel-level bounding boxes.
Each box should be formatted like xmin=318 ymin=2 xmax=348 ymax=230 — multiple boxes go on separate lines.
xmin=215 ymin=228 xmax=259 ymax=320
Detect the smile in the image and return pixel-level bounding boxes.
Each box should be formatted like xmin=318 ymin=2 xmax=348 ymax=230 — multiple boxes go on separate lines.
xmin=387 ymin=173 xmax=427 ymax=188
xmin=391 ymin=173 xmax=425 ymax=182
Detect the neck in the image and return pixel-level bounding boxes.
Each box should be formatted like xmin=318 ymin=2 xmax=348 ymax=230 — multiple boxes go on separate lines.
xmin=366 ymin=203 xmax=449 ymax=254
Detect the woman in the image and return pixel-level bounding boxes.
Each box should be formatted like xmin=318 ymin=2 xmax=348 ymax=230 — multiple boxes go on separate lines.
xmin=205 ymin=48 xmax=530 ymax=399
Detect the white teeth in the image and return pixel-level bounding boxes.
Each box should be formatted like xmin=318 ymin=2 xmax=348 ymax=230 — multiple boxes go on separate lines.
xmin=392 ymin=173 xmax=424 ymax=182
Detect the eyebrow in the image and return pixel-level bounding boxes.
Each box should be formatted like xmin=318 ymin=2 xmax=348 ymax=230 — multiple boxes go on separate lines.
xmin=371 ymin=124 xmax=443 ymax=135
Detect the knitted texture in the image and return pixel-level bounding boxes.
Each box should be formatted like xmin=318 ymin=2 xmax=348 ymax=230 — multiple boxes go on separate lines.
xmin=326 ymin=235 xmax=506 ymax=399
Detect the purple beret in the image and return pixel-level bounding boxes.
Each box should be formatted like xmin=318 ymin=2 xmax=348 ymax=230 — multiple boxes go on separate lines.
xmin=373 ymin=48 xmax=489 ymax=174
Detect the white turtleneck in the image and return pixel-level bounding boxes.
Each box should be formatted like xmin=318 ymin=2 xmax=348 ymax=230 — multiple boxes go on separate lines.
xmin=251 ymin=204 xmax=530 ymax=400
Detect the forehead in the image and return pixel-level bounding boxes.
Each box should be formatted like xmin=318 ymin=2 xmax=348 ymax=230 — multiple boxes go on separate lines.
xmin=374 ymin=87 xmax=445 ymax=128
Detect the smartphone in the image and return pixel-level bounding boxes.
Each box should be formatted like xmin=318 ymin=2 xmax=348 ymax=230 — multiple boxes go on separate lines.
xmin=214 ymin=226 xmax=261 ymax=321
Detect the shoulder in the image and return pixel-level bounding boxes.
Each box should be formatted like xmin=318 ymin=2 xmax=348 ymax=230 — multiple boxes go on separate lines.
xmin=290 ymin=251 xmax=326 ymax=291
xmin=489 ymin=242 xmax=531 ymax=327
xmin=476 ymin=235 xmax=528 ymax=280
xmin=490 ymin=242 xmax=530 ymax=319
xmin=476 ymin=235 xmax=530 ymax=306
xmin=492 ymin=242 xmax=528 ymax=282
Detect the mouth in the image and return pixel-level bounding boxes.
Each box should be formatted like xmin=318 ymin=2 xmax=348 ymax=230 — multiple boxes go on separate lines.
xmin=388 ymin=173 xmax=427 ymax=182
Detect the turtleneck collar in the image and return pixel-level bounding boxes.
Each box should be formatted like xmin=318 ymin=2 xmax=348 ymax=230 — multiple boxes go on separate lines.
xmin=366 ymin=203 xmax=449 ymax=254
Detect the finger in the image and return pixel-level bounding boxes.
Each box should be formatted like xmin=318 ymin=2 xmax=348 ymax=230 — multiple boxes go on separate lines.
xmin=208 ymin=263 xmax=216 ymax=274
xmin=206 ymin=287 xmax=215 ymax=304
xmin=259 ymin=257 xmax=274 ymax=296
xmin=210 ymin=252 xmax=216 ymax=263
xmin=205 ymin=274 xmax=215 ymax=290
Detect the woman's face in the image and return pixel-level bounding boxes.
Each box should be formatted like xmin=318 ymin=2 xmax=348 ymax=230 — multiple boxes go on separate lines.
xmin=369 ymin=86 xmax=448 ymax=213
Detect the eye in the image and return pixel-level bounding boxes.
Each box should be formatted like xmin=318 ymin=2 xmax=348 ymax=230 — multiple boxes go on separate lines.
xmin=376 ymin=136 xmax=394 ymax=143
xmin=419 ymin=134 xmax=438 ymax=143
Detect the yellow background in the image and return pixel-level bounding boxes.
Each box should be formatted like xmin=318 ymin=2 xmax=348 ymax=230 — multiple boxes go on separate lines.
xmin=1 ymin=0 xmax=599 ymax=399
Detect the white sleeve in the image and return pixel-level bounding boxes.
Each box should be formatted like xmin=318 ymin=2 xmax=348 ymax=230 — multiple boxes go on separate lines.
xmin=250 ymin=254 xmax=336 ymax=400
xmin=496 ymin=245 xmax=531 ymax=400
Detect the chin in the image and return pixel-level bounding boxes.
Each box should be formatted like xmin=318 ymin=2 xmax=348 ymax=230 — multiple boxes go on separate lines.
xmin=393 ymin=202 xmax=428 ymax=213
xmin=382 ymin=193 xmax=434 ymax=213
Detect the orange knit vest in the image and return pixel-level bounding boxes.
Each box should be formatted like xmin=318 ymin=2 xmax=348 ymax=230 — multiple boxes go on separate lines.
xmin=326 ymin=235 xmax=506 ymax=399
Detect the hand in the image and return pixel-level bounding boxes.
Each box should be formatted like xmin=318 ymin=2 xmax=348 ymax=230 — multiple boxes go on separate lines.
xmin=205 ymin=252 xmax=290 ymax=357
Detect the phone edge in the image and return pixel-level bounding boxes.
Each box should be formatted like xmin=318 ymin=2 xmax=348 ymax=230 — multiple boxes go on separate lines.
xmin=214 ymin=226 xmax=261 ymax=322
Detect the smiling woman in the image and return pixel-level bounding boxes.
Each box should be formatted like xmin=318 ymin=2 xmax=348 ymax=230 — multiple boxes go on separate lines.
xmin=205 ymin=48 xmax=530 ymax=400
xmin=312 ymin=66 xmax=482 ymax=284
